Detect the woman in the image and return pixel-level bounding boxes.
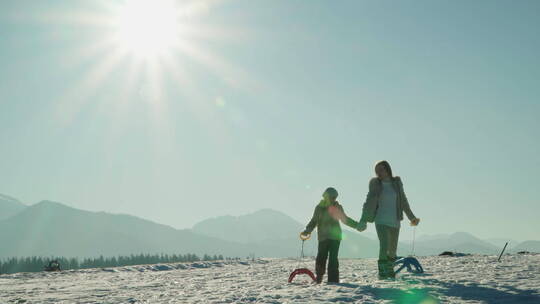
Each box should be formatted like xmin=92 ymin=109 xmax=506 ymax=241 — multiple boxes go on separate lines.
xmin=357 ymin=160 xmax=420 ymax=279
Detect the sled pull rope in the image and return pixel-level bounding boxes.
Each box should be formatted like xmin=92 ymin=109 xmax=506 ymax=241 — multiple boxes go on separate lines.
xmin=296 ymin=240 xmax=306 ymax=269
xmin=410 ymin=226 xmax=416 ymax=257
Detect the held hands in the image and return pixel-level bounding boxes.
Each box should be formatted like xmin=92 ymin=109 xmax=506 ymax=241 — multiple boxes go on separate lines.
xmin=356 ymin=221 xmax=367 ymax=232
xmin=410 ymin=218 xmax=420 ymax=226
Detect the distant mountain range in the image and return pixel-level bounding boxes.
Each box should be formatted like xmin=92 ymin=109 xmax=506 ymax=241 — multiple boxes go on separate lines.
xmin=193 ymin=208 xmax=379 ymax=258
xmin=398 ymin=232 xmax=502 ymax=256
xmin=513 ymin=241 xmax=540 ymax=253
xmin=0 ymin=193 xmax=538 ymax=259
xmin=0 ymin=200 xmax=255 ymax=258
xmin=484 ymin=238 xmax=520 ymax=249
xmin=0 ymin=194 xmax=26 ymax=221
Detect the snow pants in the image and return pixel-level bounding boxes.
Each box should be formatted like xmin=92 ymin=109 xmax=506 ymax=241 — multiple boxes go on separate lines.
xmin=376 ymin=224 xmax=400 ymax=278
xmin=376 ymin=224 xmax=400 ymax=261
xmin=315 ymin=239 xmax=340 ymax=283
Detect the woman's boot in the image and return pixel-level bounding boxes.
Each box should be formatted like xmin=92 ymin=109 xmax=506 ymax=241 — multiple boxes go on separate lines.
xmin=377 ymin=259 xmax=388 ymax=279
xmin=385 ymin=259 xmax=396 ymax=279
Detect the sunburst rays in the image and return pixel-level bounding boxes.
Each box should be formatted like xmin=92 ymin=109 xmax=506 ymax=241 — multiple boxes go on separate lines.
xmin=26 ymin=0 xmax=254 ymax=128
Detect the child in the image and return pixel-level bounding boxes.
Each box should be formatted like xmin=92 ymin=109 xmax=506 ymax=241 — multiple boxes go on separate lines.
xmin=300 ymin=187 xmax=358 ymax=283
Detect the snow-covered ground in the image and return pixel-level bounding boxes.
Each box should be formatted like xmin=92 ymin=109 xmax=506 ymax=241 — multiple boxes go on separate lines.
xmin=1 ymin=254 xmax=539 ymax=303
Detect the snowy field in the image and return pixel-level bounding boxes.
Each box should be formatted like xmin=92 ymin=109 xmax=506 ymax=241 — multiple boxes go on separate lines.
xmin=1 ymin=254 xmax=539 ymax=304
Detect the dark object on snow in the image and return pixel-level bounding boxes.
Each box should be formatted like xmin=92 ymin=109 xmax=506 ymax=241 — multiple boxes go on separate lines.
xmin=497 ymin=242 xmax=509 ymax=262
xmin=288 ymin=268 xmax=316 ymax=283
xmin=44 ymin=260 xmax=61 ymax=272
xmin=394 ymin=257 xmax=424 ymax=274
xmin=439 ymin=251 xmax=470 ymax=257
xmin=517 ymin=251 xmax=531 ymax=254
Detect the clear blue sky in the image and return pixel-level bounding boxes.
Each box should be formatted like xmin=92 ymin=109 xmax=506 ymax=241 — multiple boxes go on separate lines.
xmin=1 ymin=0 xmax=539 ymax=240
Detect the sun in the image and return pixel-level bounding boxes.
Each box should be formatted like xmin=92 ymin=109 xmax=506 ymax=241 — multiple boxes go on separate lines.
xmin=114 ymin=0 xmax=183 ymax=58
xmin=36 ymin=0 xmax=254 ymax=127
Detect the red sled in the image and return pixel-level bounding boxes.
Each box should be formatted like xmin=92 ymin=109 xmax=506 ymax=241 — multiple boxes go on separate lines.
xmin=288 ymin=268 xmax=316 ymax=283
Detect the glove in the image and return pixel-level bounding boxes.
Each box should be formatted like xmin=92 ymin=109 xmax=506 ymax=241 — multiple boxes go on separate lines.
xmin=410 ymin=218 xmax=420 ymax=226
xmin=356 ymin=221 xmax=367 ymax=232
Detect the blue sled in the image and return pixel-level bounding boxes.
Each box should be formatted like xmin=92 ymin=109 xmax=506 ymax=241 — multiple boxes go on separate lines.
xmin=394 ymin=257 xmax=424 ymax=274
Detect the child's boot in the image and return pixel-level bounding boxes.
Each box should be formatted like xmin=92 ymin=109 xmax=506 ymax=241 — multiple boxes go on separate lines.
xmin=328 ymin=258 xmax=339 ymax=283
xmin=327 ymin=268 xmax=339 ymax=283
xmin=386 ymin=259 xmax=396 ymax=279
xmin=377 ymin=259 xmax=388 ymax=279
xmin=315 ymin=263 xmax=325 ymax=284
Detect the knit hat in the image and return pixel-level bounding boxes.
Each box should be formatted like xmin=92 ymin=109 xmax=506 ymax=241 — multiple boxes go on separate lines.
xmin=323 ymin=187 xmax=338 ymax=199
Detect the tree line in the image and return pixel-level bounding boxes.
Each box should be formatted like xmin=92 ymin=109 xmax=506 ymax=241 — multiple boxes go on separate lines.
xmin=0 ymin=253 xmax=230 ymax=275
